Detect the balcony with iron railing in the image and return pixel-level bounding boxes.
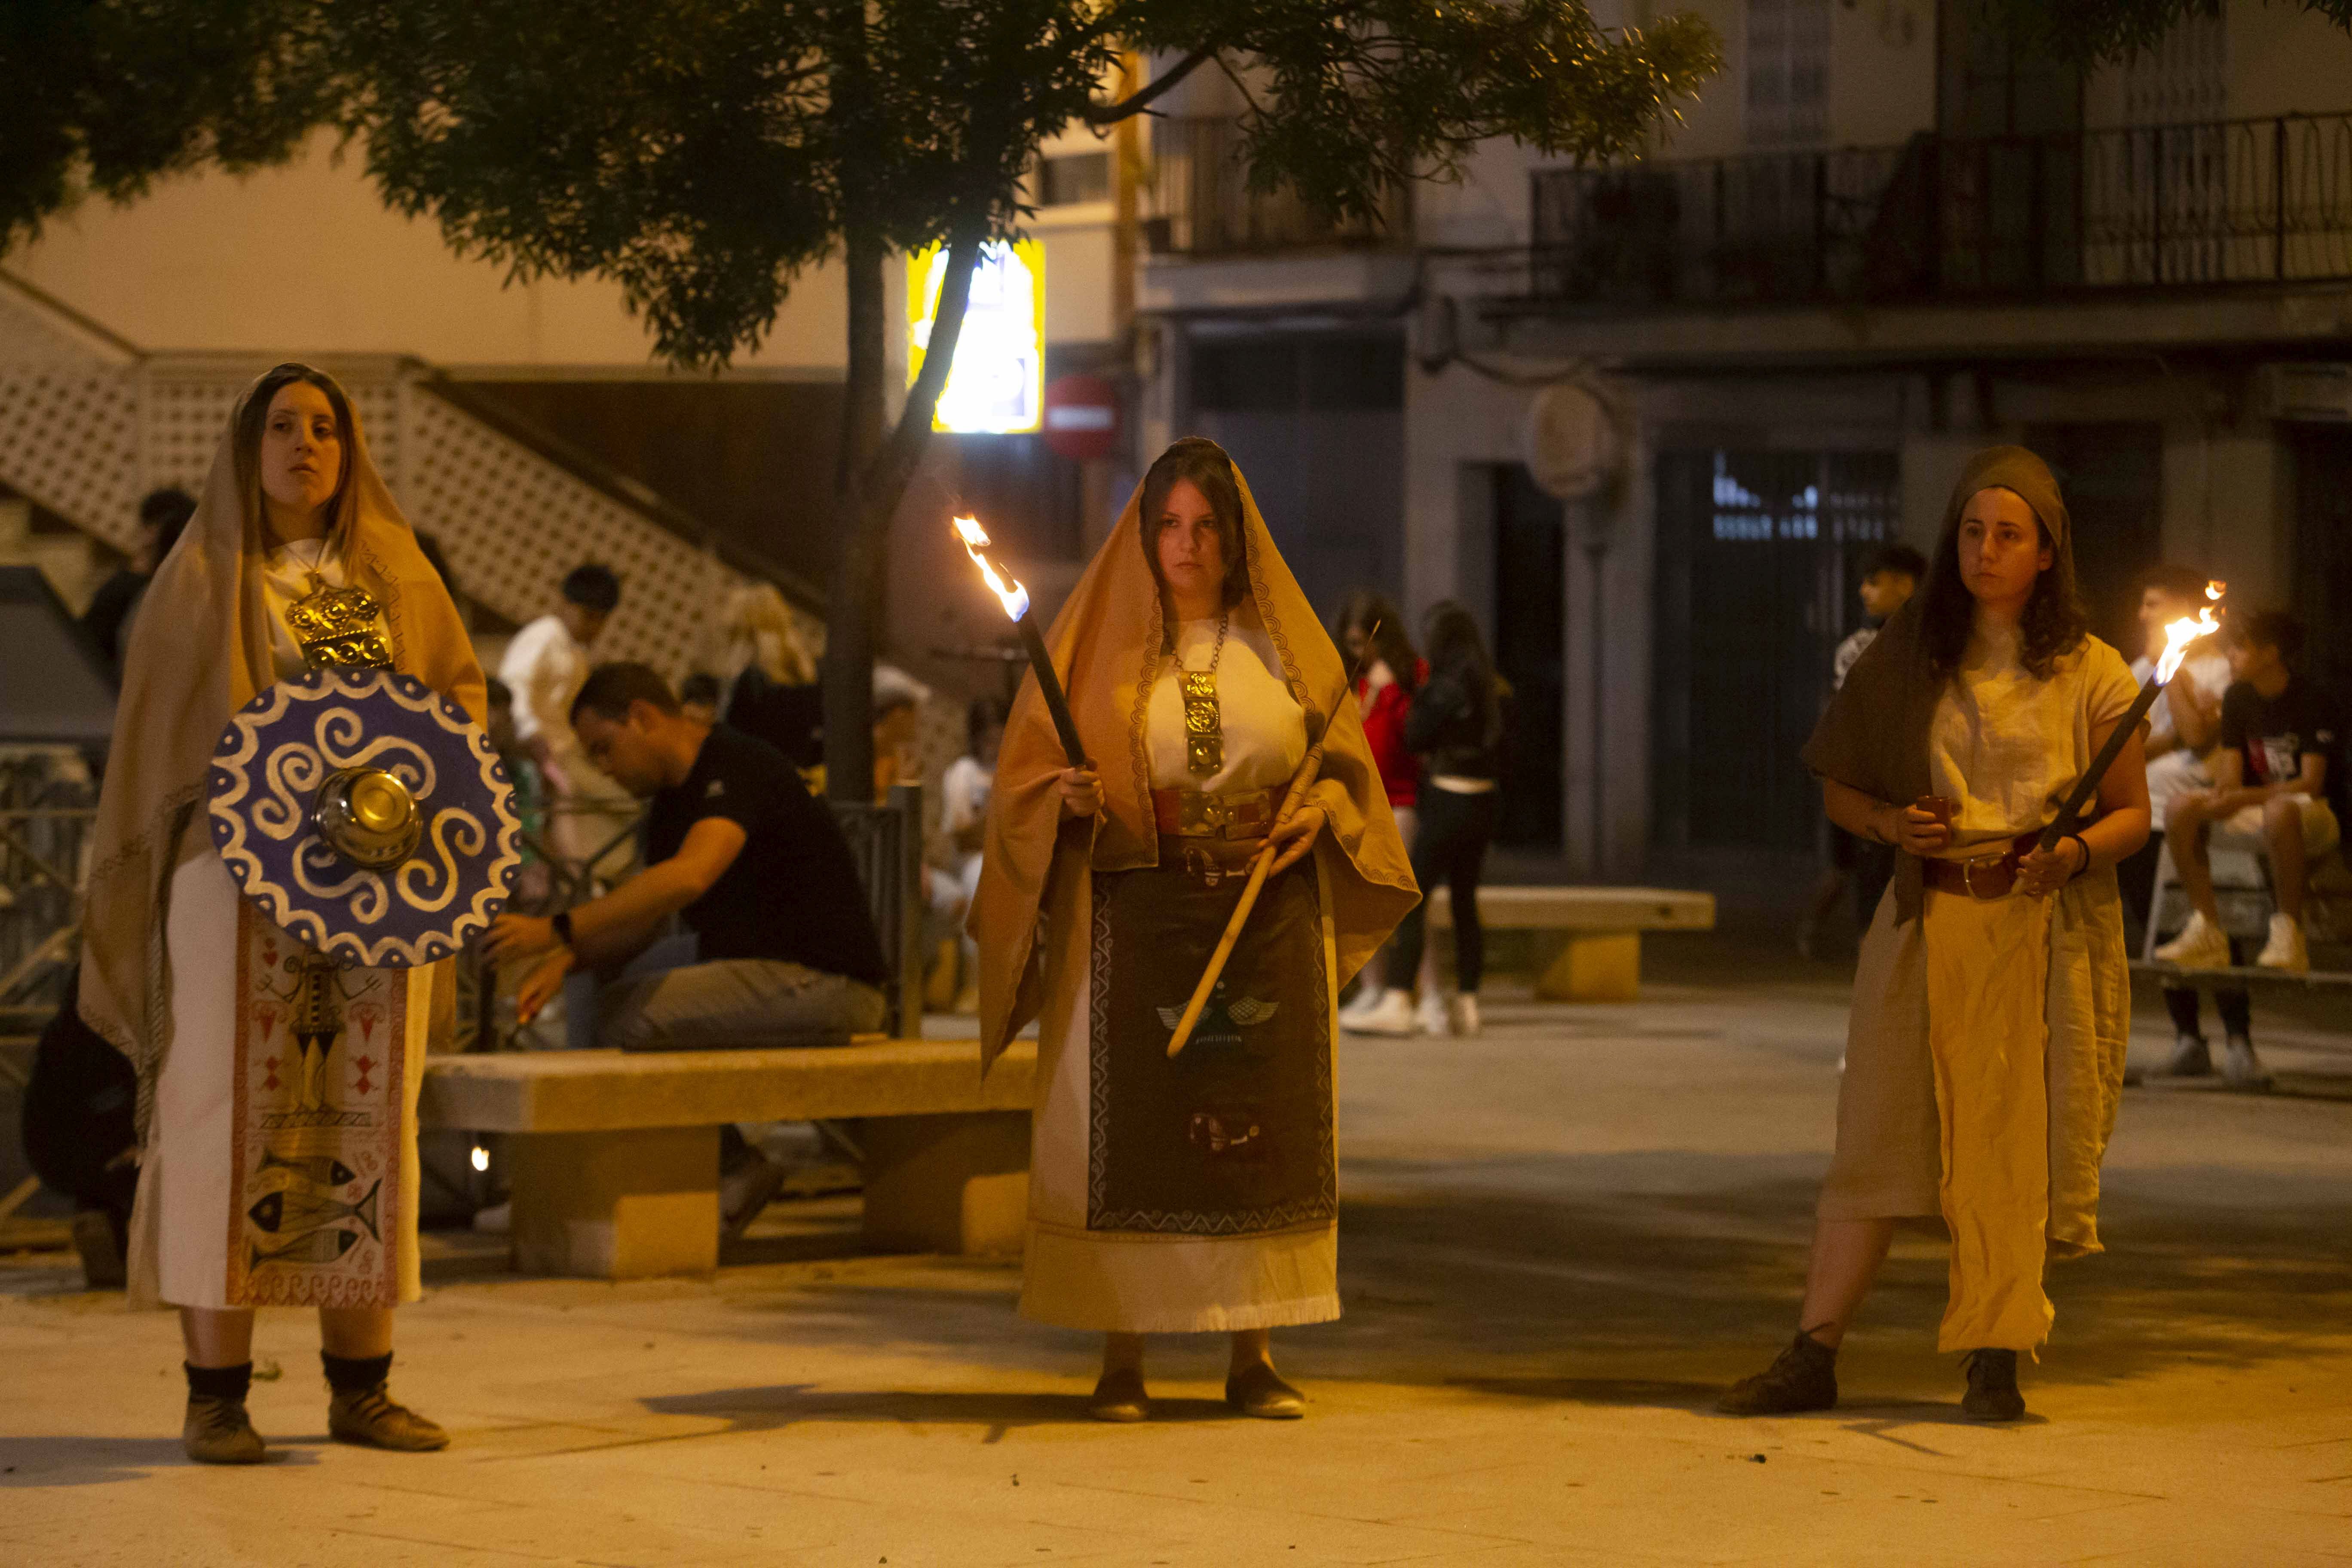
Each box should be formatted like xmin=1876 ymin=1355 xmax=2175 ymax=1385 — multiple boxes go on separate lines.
xmin=1507 ymin=113 xmax=2352 ymax=313
xmin=1142 ymin=116 xmax=1412 ymax=259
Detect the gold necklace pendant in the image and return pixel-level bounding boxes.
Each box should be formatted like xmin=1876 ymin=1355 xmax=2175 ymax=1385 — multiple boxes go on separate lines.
xmin=286 ymin=573 xmax=393 ymax=671
xmin=1180 ymin=617 xmax=1228 ymax=779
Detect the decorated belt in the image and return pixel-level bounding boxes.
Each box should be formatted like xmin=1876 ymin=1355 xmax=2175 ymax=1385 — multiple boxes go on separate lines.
xmin=1918 ymin=831 xmax=2041 ymax=900
xmin=1152 ymin=786 xmax=1277 ymax=839
xmin=1157 ymin=833 xmax=1266 ymax=887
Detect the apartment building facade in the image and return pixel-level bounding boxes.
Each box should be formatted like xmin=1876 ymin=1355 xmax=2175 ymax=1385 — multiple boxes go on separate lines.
xmin=1136 ymin=1 xmax=2352 ymax=895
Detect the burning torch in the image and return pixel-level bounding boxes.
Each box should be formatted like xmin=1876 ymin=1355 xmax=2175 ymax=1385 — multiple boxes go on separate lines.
xmin=2036 ymin=582 xmax=2224 ymax=853
xmin=952 ymin=516 xmax=1089 ymax=768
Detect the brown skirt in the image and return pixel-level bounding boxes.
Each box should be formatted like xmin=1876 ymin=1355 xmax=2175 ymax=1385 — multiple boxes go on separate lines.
xmin=1086 ymin=845 xmax=1333 ymax=1236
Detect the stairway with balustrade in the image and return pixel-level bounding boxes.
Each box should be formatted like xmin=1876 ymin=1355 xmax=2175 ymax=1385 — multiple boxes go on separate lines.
xmin=0 ymin=269 xmax=817 ymax=674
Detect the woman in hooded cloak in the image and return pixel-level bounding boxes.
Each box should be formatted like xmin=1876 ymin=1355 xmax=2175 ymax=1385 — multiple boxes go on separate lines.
xmin=970 ymin=438 xmax=1416 ymax=1421
xmin=81 ymin=364 xmax=484 ymax=1462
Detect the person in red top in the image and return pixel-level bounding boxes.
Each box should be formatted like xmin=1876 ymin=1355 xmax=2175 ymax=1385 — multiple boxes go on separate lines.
xmin=1330 ymin=591 xmax=1439 ymax=1027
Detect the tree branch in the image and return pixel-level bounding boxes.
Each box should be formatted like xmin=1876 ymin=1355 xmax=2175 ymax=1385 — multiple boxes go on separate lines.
xmin=1084 ymin=45 xmax=1216 ymax=124
xmin=862 ymin=217 xmax=989 ymax=507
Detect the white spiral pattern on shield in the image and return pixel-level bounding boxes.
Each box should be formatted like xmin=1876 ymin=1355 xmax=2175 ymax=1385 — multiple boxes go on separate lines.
xmin=208 ymin=670 xmax=523 ymax=968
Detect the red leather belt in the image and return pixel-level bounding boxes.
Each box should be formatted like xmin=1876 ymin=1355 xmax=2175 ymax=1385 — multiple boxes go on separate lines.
xmin=1917 ymin=831 xmax=2041 ymax=899
xmin=1152 ymin=786 xmax=1276 ymax=839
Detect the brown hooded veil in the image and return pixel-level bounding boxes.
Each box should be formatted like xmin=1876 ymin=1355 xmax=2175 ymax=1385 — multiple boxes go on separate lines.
xmin=1801 ymin=444 xmax=2077 ymax=927
xmin=970 ymin=444 xmax=1418 ymax=1071
xmin=79 ymin=366 xmax=485 ymax=1136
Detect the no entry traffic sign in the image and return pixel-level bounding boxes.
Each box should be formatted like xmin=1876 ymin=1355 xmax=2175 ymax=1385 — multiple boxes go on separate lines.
xmin=1042 ymin=373 xmax=1119 ymax=462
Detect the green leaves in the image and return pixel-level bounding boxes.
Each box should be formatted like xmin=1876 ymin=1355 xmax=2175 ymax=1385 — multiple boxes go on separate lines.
xmin=1979 ymin=1 xmax=2350 ymax=65
xmin=322 ymin=0 xmax=1721 ymax=368
xmin=3 ymin=1 xmax=1728 ymax=366
xmin=0 ymin=0 xmax=332 ymax=250
xmin=1112 ymin=1 xmax=1720 ymax=224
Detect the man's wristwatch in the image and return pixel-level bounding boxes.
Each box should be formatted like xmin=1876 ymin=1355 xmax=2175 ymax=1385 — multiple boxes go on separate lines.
xmin=551 ymin=911 xmax=576 ymax=950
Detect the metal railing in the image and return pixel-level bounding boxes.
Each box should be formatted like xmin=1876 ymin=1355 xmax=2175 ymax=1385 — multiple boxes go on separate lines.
xmin=1144 ymin=116 xmax=1411 ymax=258
xmin=1521 ymin=113 xmax=2352 ymax=310
xmin=0 ymin=753 xmax=94 ymax=1026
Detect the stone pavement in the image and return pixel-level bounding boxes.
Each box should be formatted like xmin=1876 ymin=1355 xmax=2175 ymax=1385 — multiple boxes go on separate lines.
xmin=3 ymin=935 xmax=2349 ymax=1567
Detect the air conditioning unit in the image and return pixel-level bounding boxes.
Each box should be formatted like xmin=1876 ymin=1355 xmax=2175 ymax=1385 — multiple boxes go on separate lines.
xmin=2260 ymin=362 xmax=2352 ymax=423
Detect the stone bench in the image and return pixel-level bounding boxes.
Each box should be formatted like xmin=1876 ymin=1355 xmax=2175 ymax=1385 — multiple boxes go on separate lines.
xmin=419 ymin=1038 xmax=1032 ymax=1280
xmin=1424 ymin=885 xmax=1715 ymax=1001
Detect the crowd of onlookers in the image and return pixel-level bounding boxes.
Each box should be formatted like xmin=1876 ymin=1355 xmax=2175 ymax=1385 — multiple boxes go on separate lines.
xmin=1801 ymin=547 xmax=2343 ymax=1092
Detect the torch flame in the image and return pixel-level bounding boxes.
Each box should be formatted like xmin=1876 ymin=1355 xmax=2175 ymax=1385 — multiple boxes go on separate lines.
xmin=2152 ymin=580 xmax=2226 ymax=683
xmin=952 ymin=514 xmax=1030 ymax=622
xmin=2155 ymin=603 xmax=2222 ymax=684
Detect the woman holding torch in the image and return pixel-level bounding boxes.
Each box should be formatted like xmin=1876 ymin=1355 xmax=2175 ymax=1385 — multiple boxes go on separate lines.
xmin=1720 ymin=447 xmax=2150 ymax=1424
xmin=969 ymin=438 xmax=1415 ymax=1422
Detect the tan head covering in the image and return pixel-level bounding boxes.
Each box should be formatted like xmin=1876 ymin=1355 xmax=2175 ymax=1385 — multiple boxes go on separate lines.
xmin=1801 ymin=445 xmax=2077 ymax=927
xmin=970 ymin=442 xmax=1418 ymax=1069
xmin=79 ymin=366 xmax=485 ymax=1133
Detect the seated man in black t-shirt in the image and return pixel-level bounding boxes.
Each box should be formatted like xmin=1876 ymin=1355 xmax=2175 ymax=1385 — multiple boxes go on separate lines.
xmin=2157 ymin=611 xmax=2341 ymax=997
xmin=487 ymin=662 xmax=891 ymax=1049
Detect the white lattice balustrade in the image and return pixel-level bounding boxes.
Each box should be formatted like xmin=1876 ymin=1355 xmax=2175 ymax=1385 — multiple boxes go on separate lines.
xmin=0 ymin=273 xmax=802 ymax=674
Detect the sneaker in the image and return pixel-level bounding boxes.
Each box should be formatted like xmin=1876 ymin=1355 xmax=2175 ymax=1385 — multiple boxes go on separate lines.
xmin=2255 ymin=913 xmax=2310 ymax=972
xmin=2163 ymin=1033 xmax=2213 ymax=1078
xmin=2154 ymin=911 xmax=2232 ymax=969
xmin=183 ymin=1395 xmax=267 ymax=1464
xmin=1342 ymin=989 xmax=1419 ymax=1036
xmin=720 ymin=1152 xmax=789 ymax=1240
xmin=1717 ymin=1331 xmax=1838 ymax=1416
xmin=2221 ymin=1035 xmax=2274 ymax=1092
xmin=328 ymin=1383 xmax=450 ymax=1452
xmin=1339 ymin=983 xmax=1385 ymax=1023
xmin=1447 ymin=992 xmax=1482 ymax=1038
xmin=1416 ymin=991 xmax=1449 ymax=1036
xmin=1960 ymin=1348 xmax=2025 ymax=1422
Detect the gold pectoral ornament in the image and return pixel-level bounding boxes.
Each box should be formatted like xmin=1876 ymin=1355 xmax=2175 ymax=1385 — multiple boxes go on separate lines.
xmin=1180 ymin=616 xmax=1229 ymax=780
xmin=286 ymin=575 xmax=394 ymax=671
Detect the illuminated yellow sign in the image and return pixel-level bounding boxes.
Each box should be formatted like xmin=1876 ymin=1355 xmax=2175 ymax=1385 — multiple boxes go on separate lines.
xmin=906 ymin=239 xmax=1045 ymax=434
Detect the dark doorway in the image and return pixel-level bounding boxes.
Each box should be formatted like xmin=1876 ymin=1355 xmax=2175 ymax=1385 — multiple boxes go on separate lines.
xmin=2024 ymin=423 xmax=2164 ymax=657
xmin=1188 ymin=331 xmax=1406 ymax=618
xmin=1651 ymin=450 xmax=1900 ymax=852
xmin=1938 ymin=0 xmax=2081 ymax=138
xmin=1490 ymin=466 xmax=1566 ymax=850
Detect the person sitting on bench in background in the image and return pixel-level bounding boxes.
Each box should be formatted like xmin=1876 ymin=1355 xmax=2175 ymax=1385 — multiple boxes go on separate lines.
xmin=2156 ymin=612 xmax=2341 ymax=1046
xmin=487 ymin=662 xmax=891 ymax=1050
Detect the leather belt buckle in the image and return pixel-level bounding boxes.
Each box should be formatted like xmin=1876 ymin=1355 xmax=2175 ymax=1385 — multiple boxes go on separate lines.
xmin=1178 ymin=791 xmax=1232 ymax=837
xmin=1960 ymin=853 xmax=2012 ymax=899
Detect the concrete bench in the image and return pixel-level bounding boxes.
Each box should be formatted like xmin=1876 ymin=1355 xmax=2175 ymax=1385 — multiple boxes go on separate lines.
xmin=1424 ymin=885 xmax=1715 ymax=1001
xmin=419 ymin=1038 xmax=1033 ymax=1280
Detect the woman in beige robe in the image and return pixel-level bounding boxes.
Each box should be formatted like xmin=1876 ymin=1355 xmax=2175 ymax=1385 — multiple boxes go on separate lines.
xmin=1720 ymin=447 xmax=2149 ymax=1423
xmin=80 ymin=364 xmax=484 ymax=1463
xmin=971 ymin=438 xmax=1415 ymax=1422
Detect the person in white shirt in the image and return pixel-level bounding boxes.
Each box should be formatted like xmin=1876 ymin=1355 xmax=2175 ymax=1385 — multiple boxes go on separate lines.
xmin=2112 ymin=567 xmax=2250 ymax=1083
xmin=934 ymin=695 xmax=1006 ymax=1013
xmin=498 ymin=564 xmax=631 ymax=873
xmin=2128 ymin=567 xmax=2233 ymax=828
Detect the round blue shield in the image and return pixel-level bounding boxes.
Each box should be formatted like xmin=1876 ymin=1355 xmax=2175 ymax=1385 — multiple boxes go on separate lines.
xmin=207 ymin=669 xmax=524 ymax=968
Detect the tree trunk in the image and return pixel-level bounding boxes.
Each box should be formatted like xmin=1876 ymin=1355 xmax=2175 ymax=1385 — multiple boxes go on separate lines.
xmin=822 ymin=229 xmax=891 ymax=804
xmin=821 ymin=220 xmax=989 ymax=805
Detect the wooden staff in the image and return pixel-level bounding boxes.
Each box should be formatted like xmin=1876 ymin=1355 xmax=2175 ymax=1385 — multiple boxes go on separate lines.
xmin=1166 ymin=627 xmax=1378 ymax=1059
